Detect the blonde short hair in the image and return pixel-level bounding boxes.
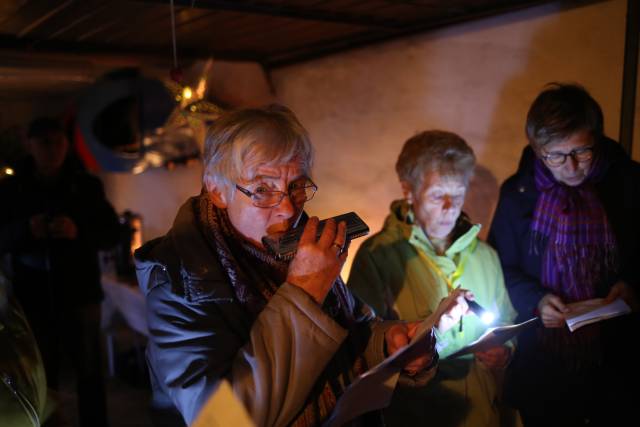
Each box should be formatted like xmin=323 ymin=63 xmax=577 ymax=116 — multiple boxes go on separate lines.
xmin=202 ymin=104 xmax=313 ymax=197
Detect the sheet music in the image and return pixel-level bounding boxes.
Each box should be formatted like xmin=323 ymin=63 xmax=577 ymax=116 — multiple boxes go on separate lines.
xmin=323 ymin=291 xmax=458 ymax=427
xmin=446 ymin=317 xmax=539 ymax=359
xmin=565 ymin=298 xmax=631 ymax=332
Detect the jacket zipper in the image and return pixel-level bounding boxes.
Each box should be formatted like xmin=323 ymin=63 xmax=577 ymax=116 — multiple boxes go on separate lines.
xmin=1 ymin=372 xmax=40 ymax=427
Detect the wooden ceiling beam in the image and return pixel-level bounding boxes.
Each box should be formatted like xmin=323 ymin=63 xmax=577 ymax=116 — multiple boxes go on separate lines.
xmin=17 ymin=0 xmax=75 ymax=38
xmin=264 ymin=0 xmax=586 ymax=67
xmin=133 ymin=0 xmax=403 ymax=30
xmin=0 ymin=34 xmax=259 ymax=65
xmin=48 ymin=3 xmax=112 ymax=40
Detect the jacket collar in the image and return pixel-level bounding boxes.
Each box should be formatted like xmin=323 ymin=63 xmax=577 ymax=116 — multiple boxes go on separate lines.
xmin=386 ymin=199 xmax=480 ymax=258
xmin=135 ymin=196 xmax=224 ymax=295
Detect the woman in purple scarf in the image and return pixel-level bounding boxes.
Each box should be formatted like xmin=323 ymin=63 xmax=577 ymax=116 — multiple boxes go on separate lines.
xmin=489 ymin=83 xmax=640 ymax=427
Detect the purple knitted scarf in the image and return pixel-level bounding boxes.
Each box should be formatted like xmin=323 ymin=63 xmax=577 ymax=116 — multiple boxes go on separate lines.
xmin=531 ymin=155 xmax=617 ymax=303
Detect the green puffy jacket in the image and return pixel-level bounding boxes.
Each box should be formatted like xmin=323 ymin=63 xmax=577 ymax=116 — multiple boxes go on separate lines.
xmin=348 ymin=200 xmax=518 ymax=427
xmin=0 ymin=274 xmax=48 ymax=427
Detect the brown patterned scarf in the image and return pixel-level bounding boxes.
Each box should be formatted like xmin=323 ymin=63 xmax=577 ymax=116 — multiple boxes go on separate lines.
xmin=195 ymin=194 xmax=370 ymax=426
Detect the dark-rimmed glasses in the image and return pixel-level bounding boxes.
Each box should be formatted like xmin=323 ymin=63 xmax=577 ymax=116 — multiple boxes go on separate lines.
xmin=540 ymin=145 xmax=594 ymax=167
xmin=235 ymin=178 xmax=317 ymax=208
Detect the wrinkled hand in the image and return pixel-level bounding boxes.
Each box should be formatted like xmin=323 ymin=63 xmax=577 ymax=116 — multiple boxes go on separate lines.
xmin=604 ymin=281 xmax=638 ymax=312
xmin=436 ymin=288 xmax=470 ymax=333
xmin=48 ymin=215 xmax=78 ymax=240
xmin=538 ymin=293 xmax=568 ymax=328
xmin=29 ymin=214 xmax=48 ymax=239
xmin=475 ymin=345 xmax=511 ymax=369
xmin=287 ymin=218 xmax=347 ymax=305
xmin=385 ymin=322 xmax=432 ymax=376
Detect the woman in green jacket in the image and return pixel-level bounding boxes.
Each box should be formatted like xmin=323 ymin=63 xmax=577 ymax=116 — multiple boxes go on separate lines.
xmin=348 ymin=130 xmax=517 ymax=427
xmin=1 ymin=271 xmax=48 ymax=427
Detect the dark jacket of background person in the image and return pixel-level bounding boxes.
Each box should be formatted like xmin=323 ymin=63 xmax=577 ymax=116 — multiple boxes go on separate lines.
xmin=0 ymin=155 xmax=119 ymax=427
xmin=0 ymin=156 xmax=119 ymax=307
xmin=488 ymin=137 xmax=640 ymax=425
xmin=0 ymin=272 xmax=48 ymax=427
xmin=135 ymin=197 xmax=405 ymax=427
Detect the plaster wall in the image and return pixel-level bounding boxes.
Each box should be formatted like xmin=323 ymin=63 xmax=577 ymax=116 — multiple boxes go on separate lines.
xmin=271 ymin=0 xmax=629 ymax=276
xmin=99 ymin=163 xmax=204 ymax=241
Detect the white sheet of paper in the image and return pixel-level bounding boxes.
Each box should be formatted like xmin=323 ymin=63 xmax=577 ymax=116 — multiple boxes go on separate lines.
xmin=446 ymin=317 xmax=539 ymax=359
xmin=191 ymin=379 xmax=255 ymax=427
xmin=565 ymin=298 xmax=631 ymax=332
xmin=322 ymin=291 xmax=458 ymax=427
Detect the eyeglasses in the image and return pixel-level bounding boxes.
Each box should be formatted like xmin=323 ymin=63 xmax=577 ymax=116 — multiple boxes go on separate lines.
xmin=540 ymin=145 xmax=594 ymax=167
xmin=235 ymin=178 xmax=317 ymax=208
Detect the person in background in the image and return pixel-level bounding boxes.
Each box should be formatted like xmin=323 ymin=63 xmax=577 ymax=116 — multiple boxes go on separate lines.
xmin=488 ymin=83 xmax=640 ymax=426
xmin=0 ymin=117 xmax=120 ymax=427
xmin=135 ymin=105 xmax=467 ymax=427
xmin=348 ymin=130 xmax=518 ymax=426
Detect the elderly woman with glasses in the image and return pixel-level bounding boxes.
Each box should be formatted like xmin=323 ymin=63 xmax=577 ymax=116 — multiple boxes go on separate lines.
xmin=348 ymin=130 xmax=517 ymax=426
xmin=488 ymin=83 xmax=640 ymax=426
xmin=135 ymin=105 xmax=462 ymax=427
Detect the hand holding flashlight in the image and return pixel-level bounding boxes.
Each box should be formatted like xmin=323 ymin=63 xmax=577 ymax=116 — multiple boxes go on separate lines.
xmin=464 ymin=295 xmax=496 ymax=325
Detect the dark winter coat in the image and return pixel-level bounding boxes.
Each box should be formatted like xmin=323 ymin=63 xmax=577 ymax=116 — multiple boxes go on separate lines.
xmin=488 ymin=137 xmax=640 ymax=322
xmin=0 ymin=158 xmax=119 ymax=307
xmin=488 ymin=137 xmax=640 ymax=423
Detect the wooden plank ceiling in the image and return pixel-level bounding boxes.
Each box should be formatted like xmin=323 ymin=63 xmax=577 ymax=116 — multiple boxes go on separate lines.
xmin=0 ymin=0 xmax=590 ymax=69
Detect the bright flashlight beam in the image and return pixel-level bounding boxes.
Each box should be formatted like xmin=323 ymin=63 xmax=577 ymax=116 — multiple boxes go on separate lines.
xmin=480 ymin=311 xmax=496 ymax=325
xmin=466 ymin=298 xmax=496 ymax=325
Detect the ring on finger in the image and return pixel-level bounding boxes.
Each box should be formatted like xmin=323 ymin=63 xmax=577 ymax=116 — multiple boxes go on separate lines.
xmin=331 ymin=242 xmax=343 ymax=252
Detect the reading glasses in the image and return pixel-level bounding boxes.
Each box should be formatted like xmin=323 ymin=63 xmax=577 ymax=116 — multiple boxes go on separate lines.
xmin=540 ymin=145 xmax=594 ymax=167
xmin=236 ymin=179 xmax=317 ymax=208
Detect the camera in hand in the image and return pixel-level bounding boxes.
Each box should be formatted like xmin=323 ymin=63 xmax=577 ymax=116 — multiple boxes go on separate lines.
xmin=262 ymin=211 xmax=369 ymax=260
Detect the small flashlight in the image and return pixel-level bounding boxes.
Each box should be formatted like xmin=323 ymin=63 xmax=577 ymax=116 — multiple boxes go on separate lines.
xmin=465 ymin=298 xmax=496 ymax=325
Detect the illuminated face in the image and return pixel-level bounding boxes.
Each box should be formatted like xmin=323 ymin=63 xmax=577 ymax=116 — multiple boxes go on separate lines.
xmin=407 ymin=172 xmax=467 ymax=241
xmin=539 ymin=130 xmax=594 ymax=187
xmin=212 ymin=161 xmax=306 ymax=248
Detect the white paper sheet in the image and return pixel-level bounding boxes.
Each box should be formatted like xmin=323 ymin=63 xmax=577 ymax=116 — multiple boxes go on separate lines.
xmin=191 ymin=380 xmax=255 ymax=427
xmin=322 ymin=291 xmax=458 ymax=427
xmin=565 ymin=298 xmax=631 ymax=332
xmin=446 ymin=317 xmax=539 ymax=359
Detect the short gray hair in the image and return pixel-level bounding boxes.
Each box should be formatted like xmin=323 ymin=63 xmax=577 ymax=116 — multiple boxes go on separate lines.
xmin=203 ymin=104 xmax=313 ymax=197
xmin=395 ymin=130 xmax=476 ymax=191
